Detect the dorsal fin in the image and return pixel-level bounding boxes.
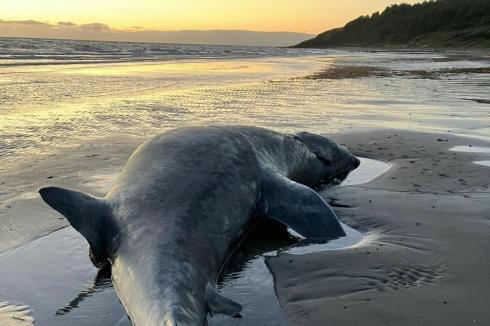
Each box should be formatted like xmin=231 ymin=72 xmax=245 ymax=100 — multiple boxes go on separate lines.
xmin=39 ymin=187 xmax=111 ymax=265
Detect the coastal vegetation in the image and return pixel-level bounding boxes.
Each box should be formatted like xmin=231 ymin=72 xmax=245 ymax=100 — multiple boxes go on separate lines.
xmin=294 ymin=0 xmax=490 ymax=48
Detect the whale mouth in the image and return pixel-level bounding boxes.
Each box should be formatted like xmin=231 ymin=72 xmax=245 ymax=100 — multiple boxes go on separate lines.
xmin=312 ymin=169 xmax=353 ymax=191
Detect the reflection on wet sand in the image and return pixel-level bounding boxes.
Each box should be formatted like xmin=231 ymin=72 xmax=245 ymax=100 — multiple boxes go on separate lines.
xmin=60 ymin=61 xmax=268 ymax=76
xmin=55 ymin=265 xmax=112 ymax=316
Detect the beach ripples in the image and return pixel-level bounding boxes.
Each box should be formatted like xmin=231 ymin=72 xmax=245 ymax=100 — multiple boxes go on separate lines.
xmin=0 ymin=302 xmax=33 ymax=326
xmin=1 ymin=66 xmax=489 ymax=168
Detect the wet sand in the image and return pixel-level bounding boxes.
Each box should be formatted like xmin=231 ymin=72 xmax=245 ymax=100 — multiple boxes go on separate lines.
xmin=305 ymin=51 xmax=490 ymax=80
xmin=304 ymin=65 xmax=490 ymax=80
xmin=0 ymin=136 xmax=141 ymax=252
xmin=267 ymin=129 xmax=490 ymax=326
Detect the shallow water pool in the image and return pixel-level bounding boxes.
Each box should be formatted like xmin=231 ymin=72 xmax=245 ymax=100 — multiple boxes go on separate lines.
xmin=474 ymin=161 xmax=490 ymax=167
xmin=449 ymin=146 xmax=490 ymax=153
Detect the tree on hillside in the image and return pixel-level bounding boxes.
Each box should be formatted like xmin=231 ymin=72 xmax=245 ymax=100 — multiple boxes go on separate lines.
xmin=294 ymin=0 xmax=490 ymax=48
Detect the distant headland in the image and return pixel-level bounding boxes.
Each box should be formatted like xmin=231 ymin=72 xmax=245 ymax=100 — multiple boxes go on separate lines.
xmin=293 ymin=0 xmax=490 ymax=49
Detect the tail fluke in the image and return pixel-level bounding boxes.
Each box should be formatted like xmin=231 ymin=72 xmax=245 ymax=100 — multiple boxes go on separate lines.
xmin=39 ymin=187 xmax=111 ymax=265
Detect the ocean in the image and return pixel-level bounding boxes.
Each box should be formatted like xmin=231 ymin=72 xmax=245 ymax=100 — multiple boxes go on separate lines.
xmin=0 ymin=37 xmax=327 ymax=67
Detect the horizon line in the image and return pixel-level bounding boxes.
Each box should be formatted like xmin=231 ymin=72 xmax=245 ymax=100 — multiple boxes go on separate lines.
xmin=0 ymin=35 xmax=310 ymax=48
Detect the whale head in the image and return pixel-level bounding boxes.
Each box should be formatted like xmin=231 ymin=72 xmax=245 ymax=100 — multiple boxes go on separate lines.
xmin=294 ymin=131 xmax=361 ymax=184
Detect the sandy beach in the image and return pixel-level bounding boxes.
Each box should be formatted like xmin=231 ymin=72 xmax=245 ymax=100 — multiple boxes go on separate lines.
xmin=1 ymin=43 xmax=489 ymax=325
xmin=268 ymin=129 xmax=490 ymax=325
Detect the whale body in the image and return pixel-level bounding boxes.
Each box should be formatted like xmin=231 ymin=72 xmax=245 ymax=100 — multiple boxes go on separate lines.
xmin=40 ymin=126 xmax=360 ymax=326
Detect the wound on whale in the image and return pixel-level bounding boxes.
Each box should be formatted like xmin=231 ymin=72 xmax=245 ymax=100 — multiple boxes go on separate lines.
xmin=39 ymin=126 xmax=361 ymax=326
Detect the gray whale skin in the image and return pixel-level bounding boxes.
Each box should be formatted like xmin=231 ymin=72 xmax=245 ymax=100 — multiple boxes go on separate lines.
xmin=40 ymin=126 xmax=360 ymax=326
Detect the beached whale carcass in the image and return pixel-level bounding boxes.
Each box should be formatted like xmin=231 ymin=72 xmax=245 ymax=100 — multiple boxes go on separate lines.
xmin=39 ymin=126 xmax=360 ymax=326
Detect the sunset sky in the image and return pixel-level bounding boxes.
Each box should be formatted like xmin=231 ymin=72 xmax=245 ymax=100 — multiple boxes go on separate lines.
xmin=1 ymin=0 xmax=421 ymax=44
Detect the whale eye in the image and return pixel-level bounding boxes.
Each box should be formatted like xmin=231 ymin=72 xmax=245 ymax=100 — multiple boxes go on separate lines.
xmin=316 ymin=155 xmax=332 ymax=166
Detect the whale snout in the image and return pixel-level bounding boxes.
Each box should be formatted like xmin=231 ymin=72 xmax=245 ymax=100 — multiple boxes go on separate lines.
xmin=351 ymin=155 xmax=361 ymax=170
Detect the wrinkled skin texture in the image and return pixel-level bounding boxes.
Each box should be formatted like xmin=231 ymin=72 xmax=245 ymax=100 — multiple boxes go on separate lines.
xmin=41 ymin=126 xmax=360 ymax=326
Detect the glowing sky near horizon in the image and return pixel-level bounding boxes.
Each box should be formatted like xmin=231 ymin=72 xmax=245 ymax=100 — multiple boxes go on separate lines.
xmin=2 ymin=0 xmax=421 ymax=33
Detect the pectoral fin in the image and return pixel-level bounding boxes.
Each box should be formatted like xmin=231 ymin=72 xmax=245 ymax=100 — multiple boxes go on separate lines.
xmin=205 ymin=288 xmax=242 ymax=317
xmin=261 ymin=173 xmax=346 ymax=239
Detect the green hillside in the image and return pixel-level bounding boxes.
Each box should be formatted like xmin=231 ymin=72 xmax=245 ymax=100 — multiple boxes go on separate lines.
xmin=294 ymin=0 xmax=490 ymax=48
